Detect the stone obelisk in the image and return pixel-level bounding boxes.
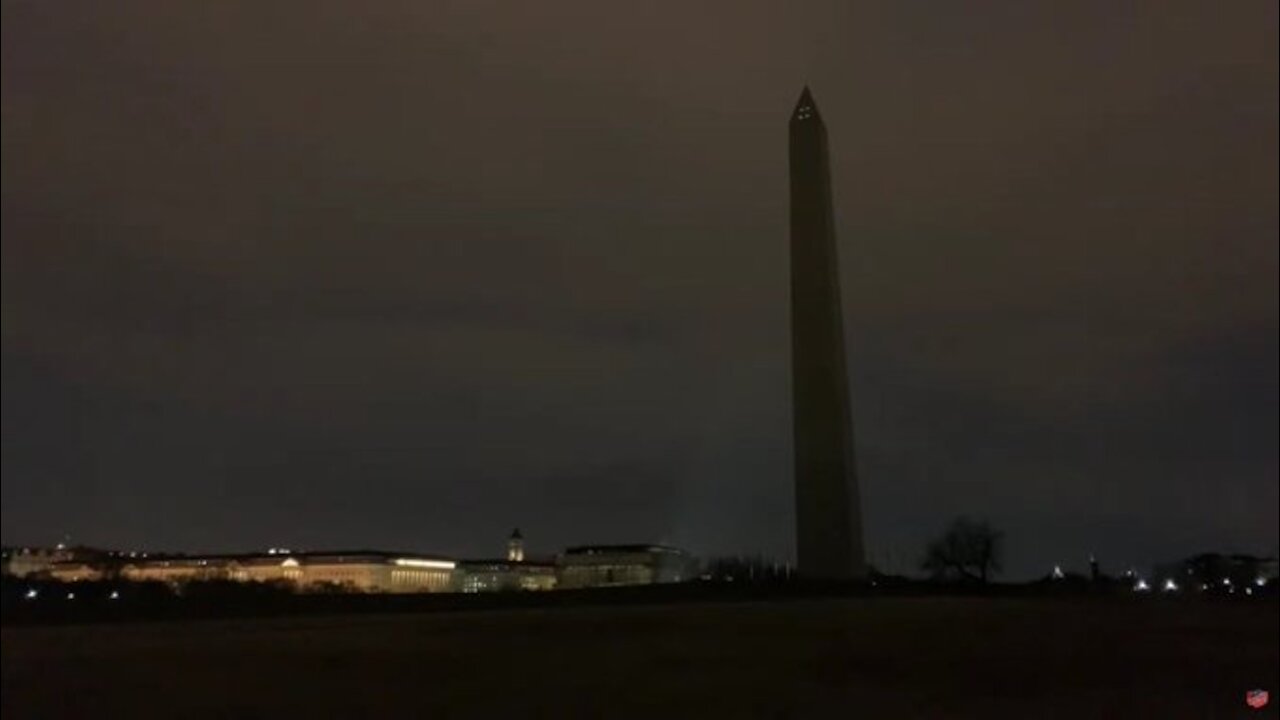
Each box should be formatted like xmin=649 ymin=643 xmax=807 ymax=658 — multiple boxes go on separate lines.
xmin=789 ymin=87 xmax=866 ymax=579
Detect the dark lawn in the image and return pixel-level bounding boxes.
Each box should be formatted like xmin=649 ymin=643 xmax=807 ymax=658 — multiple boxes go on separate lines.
xmin=3 ymin=597 xmax=1276 ymax=718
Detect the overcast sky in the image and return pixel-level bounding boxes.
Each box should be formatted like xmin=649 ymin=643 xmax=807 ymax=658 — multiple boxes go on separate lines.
xmin=3 ymin=1 xmax=1276 ymax=577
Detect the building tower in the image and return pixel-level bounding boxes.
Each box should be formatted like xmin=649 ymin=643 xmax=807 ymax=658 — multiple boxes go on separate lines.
xmin=789 ymin=87 xmax=867 ymax=579
xmin=507 ymin=528 xmax=524 ymax=563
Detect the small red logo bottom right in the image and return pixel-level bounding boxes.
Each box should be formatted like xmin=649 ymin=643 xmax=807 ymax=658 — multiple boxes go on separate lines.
xmin=1246 ymin=689 xmax=1269 ymax=710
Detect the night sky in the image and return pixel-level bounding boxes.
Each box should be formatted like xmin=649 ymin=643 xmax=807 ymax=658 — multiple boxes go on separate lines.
xmin=3 ymin=1 xmax=1276 ymax=578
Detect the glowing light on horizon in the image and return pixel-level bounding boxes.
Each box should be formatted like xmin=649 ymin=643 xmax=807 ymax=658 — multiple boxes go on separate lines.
xmin=394 ymin=558 xmax=455 ymax=569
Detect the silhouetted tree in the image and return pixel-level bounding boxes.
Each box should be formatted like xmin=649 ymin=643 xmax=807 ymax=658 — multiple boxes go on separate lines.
xmin=921 ymin=517 xmax=1003 ymax=583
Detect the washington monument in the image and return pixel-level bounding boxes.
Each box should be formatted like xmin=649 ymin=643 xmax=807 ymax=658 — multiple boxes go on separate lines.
xmin=789 ymin=87 xmax=867 ymax=580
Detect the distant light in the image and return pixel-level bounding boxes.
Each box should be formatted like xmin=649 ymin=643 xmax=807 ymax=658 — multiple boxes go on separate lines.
xmin=393 ymin=558 xmax=455 ymax=570
xmin=1051 ymin=565 xmax=1064 ymax=580
xmin=109 ymin=590 xmax=120 ymax=600
xmin=1256 ymin=577 xmax=1267 ymax=587
xmin=1163 ymin=578 xmax=1179 ymax=592
xmin=24 ymin=588 xmax=38 ymax=600
xmin=1223 ymin=578 xmax=1232 ymax=586
xmin=66 ymin=592 xmax=76 ymax=600
xmin=1246 ymin=587 xmax=1254 ymax=596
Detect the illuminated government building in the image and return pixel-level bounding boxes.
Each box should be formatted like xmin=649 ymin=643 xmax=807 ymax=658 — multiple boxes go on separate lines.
xmin=8 ymin=532 xmax=696 ymax=594
xmin=97 ymin=550 xmax=455 ymax=593
xmin=556 ymin=544 xmax=694 ymax=588
xmin=454 ymin=529 xmax=557 ymax=593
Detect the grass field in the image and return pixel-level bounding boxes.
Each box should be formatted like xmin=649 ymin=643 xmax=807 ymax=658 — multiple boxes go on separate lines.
xmin=3 ymin=597 xmax=1276 ymax=718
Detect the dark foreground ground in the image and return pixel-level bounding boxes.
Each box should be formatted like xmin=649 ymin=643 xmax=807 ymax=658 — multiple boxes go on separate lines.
xmin=3 ymin=597 xmax=1276 ymax=718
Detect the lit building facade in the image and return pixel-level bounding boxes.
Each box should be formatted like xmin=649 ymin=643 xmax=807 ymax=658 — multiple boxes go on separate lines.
xmin=2 ymin=547 xmax=64 ymax=577
xmin=48 ymin=562 xmax=101 ymax=583
xmin=452 ymin=529 xmax=555 ymax=592
xmin=454 ymin=560 xmax=557 ymax=593
xmin=50 ymin=551 xmax=457 ymax=593
xmin=24 ymin=539 xmax=701 ymax=594
xmin=4 ymin=545 xmax=105 ymax=578
xmin=556 ymin=545 xmax=695 ymax=589
xmin=507 ymin=528 xmax=525 ymax=562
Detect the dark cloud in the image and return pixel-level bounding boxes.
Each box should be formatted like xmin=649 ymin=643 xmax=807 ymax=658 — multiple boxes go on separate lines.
xmin=3 ymin=0 xmax=1275 ymax=576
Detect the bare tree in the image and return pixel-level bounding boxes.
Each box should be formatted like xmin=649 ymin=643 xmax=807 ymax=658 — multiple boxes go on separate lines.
xmin=922 ymin=516 xmax=1004 ymax=583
